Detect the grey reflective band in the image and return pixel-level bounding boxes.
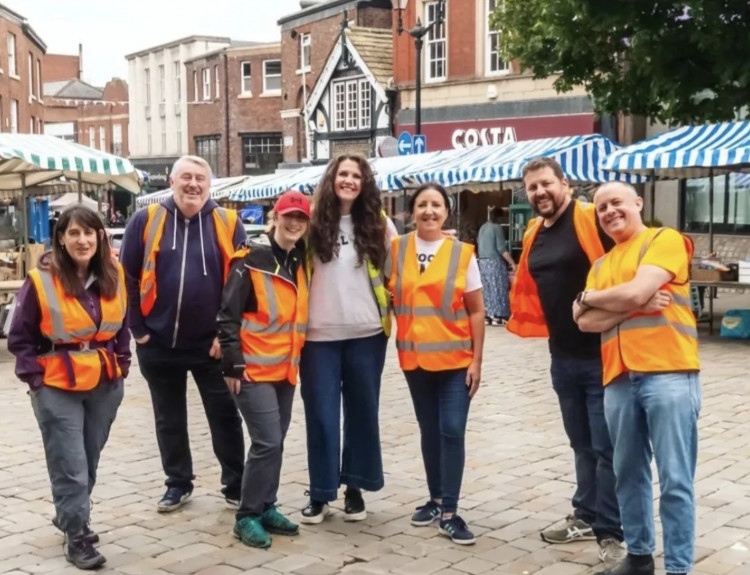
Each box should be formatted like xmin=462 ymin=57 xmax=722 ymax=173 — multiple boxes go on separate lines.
xmin=295 ymin=322 xmax=308 ymax=333
xmin=601 ymin=315 xmax=698 ymax=344
xmin=394 ymin=233 xmax=411 ymax=302
xmin=215 ymin=207 xmax=229 ymax=228
xmin=671 ymin=293 xmax=692 ymax=307
xmin=242 ymin=319 xmax=293 ymax=334
xmin=243 ymin=353 xmax=291 ymax=366
xmin=262 ymin=274 xmax=279 ymax=324
xmin=370 ymin=274 xmax=383 ymax=289
xmin=393 ymin=305 xmax=468 ymax=321
xmin=143 ymin=206 xmax=167 ymax=270
xmin=592 ymin=256 xmax=605 ymax=277
xmin=99 ymin=321 xmax=123 ymax=334
xmin=38 ymin=270 xmax=100 ymax=342
xmin=442 ymin=241 xmax=463 ymax=312
xmin=396 ymin=339 xmax=472 ymax=353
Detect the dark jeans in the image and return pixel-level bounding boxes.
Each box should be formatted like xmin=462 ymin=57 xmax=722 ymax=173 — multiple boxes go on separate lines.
xmin=137 ymin=341 xmax=245 ymax=497
xmin=404 ymin=367 xmax=471 ymax=514
xmin=550 ymin=355 xmax=622 ymax=542
xmin=299 ymin=332 xmax=387 ymax=502
xmin=233 ymin=381 xmax=295 ymax=518
xmin=31 ymin=382 xmax=123 ymax=534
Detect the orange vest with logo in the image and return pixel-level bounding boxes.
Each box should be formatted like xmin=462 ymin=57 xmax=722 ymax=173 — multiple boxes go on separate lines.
xmin=30 ymin=265 xmax=127 ymax=391
xmin=389 ymin=233 xmax=475 ymax=372
xmin=139 ymin=203 xmax=238 ymax=316
xmin=237 ymin=247 xmax=310 ymax=384
xmin=589 ymin=228 xmax=700 ymax=385
xmin=507 ymin=201 xmax=604 ymax=338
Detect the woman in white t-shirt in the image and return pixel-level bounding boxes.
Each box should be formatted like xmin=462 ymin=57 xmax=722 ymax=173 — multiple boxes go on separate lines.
xmin=386 ymin=182 xmax=485 ymax=546
xmin=299 ymin=154 xmax=397 ymax=525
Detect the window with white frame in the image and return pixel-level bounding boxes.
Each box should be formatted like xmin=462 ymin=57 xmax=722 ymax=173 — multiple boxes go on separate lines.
xmin=359 ymin=79 xmax=371 ymax=130
xmin=195 ymin=137 xmax=220 ymax=175
xmin=300 ymin=34 xmax=311 ymax=72
xmin=486 ymin=0 xmax=509 ymax=74
xmin=202 ymin=68 xmax=210 ymax=100
xmin=331 ymin=77 xmax=372 ymax=132
xmin=425 ymin=1 xmax=447 ymax=81
xmin=10 ymin=99 xmax=18 ymax=133
xmin=37 ymin=118 xmax=42 ymax=134
xmin=193 ymin=71 xmax=198 ymax=101
xmin=161 ymin=126 xmax=167 ymax=153
xmin=28 ymin=53 xmax=33 ymax=99
xmin=346 ymin=81 xmax=358 ymax=130
xmin=174 ymin=61 xmax=181 ymax=102
xmin=332 ymin=82 xmax=346 ymax=131
xmin=263 ymin=60 xmax=281 ymax=93
xmin=144 ymin=68 xmax=151 ymax=105
xmin=113 ymin=124 xmax=123 ymax=156
xmin=158 ymin=65 xmax=165 ymax=102
xmin=30 ymin=117 xmax=34 ymax=133
xmin=242 ymin=134 xmax=283 ymax=174
xmin=7 ymin=34 xmax=17 ymax=76
xmin=99 ymin=126 xmax=106 ymax=152
xmin=88 ymin=126 xmax=95 ymax=147
xmin=241 ymin=62 xmax=252 ymax=94
xmin=214 ymin=65 xmax=220 ymax=98
xmin=176 ymin=128 xmax=182 ymax=153
xmin=36 ymin=59 xmax=42 ymax=98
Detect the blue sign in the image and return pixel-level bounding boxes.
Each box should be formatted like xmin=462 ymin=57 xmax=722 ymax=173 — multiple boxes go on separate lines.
xmin=397 ymin=131 xmax=413 ymax=156
xmin=413 ymin=134 xmax=427 ymax=154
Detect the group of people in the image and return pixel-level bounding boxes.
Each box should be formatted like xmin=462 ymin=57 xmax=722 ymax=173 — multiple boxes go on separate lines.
xmin=8 ymin=152 xmax=700 ymax=575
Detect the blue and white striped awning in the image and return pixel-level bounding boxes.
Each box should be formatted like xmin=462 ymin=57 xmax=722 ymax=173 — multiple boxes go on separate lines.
xmin=136 ymin=176 xmax=248 ymax=208
xmin=602 ymin=121 xmax=750 ymax=178
xmin=227 ymin=166 xmax=328 ymax=203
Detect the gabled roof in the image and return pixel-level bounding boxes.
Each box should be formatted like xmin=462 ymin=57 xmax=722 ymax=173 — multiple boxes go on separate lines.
xmin=305 ymin=26 xmax=393 ymax=118
xmin=44 ymin=79 xmax=103 ymax=100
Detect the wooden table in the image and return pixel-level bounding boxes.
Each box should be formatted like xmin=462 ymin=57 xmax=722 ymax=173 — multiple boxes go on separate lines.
xmin=691 ymin=280 xmax=750 ymax=334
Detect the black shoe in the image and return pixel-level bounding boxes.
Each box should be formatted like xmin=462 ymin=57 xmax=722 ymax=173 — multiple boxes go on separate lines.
xmin=438 ymin=515 xmax=476 ymax=545
xmin=53 ymin=519 xmax=99 ymax=544
xmin=300 ymin=499 xmax=330 ymax=525
xmin=65 ymin=534 xmax=106 ymax=570
xmin=411 ymin=500 xmax=441 ymax=526
xmin=594 ymin=554 xmax=655 ymax=575
xmin=343 ymin=488 xmax=366 ymax=522
xmin=157 ymin=486 xmax=192 ymax=513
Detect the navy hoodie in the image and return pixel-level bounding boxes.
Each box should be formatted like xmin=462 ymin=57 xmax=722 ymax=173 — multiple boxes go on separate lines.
xmin=120 ymin=198 xmax=246 ymax=350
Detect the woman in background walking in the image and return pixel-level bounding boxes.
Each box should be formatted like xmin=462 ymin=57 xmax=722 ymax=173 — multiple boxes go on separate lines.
xmin=476 ymin=207 xmax=515 ymax=325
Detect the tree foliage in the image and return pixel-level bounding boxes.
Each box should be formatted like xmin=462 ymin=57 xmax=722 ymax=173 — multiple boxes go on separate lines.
xmin=491 ymin=0 xmax=750 ymax=125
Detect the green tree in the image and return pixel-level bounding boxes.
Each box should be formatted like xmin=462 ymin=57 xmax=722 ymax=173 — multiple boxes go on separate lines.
xmin=491 ymin=1 xmax=750 ymax=125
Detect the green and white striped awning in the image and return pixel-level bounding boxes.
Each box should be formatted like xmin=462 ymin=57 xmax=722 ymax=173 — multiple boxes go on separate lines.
xmin=0 ymin=134 xmax=142 ymax=194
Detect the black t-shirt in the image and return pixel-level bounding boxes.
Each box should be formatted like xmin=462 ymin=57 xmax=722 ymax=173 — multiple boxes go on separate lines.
xmin=527 ymin=201 xmax=614 ymax=359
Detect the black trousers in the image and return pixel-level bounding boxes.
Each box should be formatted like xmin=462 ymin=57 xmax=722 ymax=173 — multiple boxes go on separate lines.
xmin=137 ymin=340 xmax=245 ymax=498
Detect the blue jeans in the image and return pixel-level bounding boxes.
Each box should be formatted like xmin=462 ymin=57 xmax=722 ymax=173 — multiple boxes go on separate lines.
xmin=299 ymin=332 xmax=387 ymax=502
xmin=604 ymin=371 xmax=701 ymax=574
xmin=404 ymin=367 xmax=471 ymax=514
xmin=550 ymin=356 xmax=622 ymax=542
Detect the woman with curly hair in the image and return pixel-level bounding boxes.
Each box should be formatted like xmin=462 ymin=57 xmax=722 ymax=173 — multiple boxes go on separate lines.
xmin=300 ymin=154 xmax=397 ymax=524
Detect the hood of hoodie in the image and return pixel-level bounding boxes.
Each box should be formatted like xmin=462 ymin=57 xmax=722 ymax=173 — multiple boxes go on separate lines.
xmin=162 ymin=196 xmax=219 ymax=220
xmin=36 ymin=251 xmax=53 ymax=271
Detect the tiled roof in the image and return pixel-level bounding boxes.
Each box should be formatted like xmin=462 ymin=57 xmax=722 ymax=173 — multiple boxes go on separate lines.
xmin=43 ymin=79 xmax=103 ymax=100
xmin=346 ymin=27 xmax=393 ymax=88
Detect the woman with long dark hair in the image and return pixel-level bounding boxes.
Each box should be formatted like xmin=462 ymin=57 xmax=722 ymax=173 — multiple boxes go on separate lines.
xmin=8 ymin=206 xmax=130 ymax=570
xmin=299 ymin=154 xmax=397 ymax=524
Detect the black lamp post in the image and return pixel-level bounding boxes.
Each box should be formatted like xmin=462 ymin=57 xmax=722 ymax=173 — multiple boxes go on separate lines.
xmin=395 ymin=0 xmax=446 ymax=136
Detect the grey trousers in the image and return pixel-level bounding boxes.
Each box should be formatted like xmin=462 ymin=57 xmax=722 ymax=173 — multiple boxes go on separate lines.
xmin=31 ymin=382 xmax=124 ymax=534
xmin=233 ymin=381 xmax=295 ymax=518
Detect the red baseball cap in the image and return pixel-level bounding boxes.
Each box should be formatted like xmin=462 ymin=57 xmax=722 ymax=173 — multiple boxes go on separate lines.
xmin=274 ymin=190 xmax=311 ymax=217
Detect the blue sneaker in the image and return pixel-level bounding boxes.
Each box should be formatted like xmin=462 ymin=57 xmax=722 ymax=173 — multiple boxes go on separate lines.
xmin=438 ymin=515 xmax=476 ymax=545
xmin=157 ymin=486 xmax=192 ymax=513
xmin=411 ymin=500 xmax=441 ymax=526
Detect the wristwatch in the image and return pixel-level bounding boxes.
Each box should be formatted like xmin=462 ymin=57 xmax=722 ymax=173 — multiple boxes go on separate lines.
xmin=576 ymin=290 xmax=591 ymax=309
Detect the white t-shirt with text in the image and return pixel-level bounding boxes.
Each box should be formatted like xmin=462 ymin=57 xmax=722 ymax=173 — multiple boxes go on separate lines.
xmin=414 ymin=236 xmax=482 ymax=293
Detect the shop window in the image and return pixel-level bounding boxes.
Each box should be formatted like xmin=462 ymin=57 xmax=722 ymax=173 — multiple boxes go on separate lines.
xmin=682 ymin=173 xmax=750 ymax=235
xmin=196 ymin=137 xmax=220 ymax=175
xmin=486 ymin=0 xmax=510 ymax=75
xmin=425 ymin=1 xmax=446 ymax=82
xmin=242 ymin=134 xmax=283 ymax=175
xmin=263 ymin=60 xmax=281 ymax=94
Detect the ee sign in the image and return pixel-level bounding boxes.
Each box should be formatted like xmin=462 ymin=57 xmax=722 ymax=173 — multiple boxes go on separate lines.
xmin=451 ymin=126 xmax=518 ymax=149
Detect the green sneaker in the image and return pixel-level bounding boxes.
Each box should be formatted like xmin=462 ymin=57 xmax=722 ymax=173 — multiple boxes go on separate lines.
xmin=262 ymin=506 xmax=299 ymax=535
xmin=233 ymin=516 xmax=272 ymax=548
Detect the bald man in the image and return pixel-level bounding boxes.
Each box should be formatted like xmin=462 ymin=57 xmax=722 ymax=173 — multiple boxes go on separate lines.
xmin=574 ymin=183 xmax=700 ymax=575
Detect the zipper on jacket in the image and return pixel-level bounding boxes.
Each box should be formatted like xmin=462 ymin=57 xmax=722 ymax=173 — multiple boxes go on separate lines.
xmin=247 ymin=264 xmax=298 ymax=293
xmin=172 ymin=217 xmax=190 ymax=348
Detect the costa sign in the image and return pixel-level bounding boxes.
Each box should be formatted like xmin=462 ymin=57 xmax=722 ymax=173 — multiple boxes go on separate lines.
xmin=451 ymin=126 xmax=517 ymax=149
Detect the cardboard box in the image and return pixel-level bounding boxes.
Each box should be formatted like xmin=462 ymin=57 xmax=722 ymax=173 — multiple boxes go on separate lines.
xmin=691 ymin=267 xmax=722 ymax=282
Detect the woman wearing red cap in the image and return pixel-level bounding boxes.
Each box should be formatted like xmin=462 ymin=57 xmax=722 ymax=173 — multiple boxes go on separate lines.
xmin=217 ymin=190 xmax=311 ymax=549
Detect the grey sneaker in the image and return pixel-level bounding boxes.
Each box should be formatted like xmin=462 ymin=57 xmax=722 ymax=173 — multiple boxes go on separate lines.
xmin=599 ymin=538 xmax=627 ymax=567
xmin=540 ymin=514 xmax=595 ymax=543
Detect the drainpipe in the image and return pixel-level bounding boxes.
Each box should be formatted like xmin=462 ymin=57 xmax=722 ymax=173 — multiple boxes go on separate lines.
xmin=224 ymin=53 xmax=231 ymax=177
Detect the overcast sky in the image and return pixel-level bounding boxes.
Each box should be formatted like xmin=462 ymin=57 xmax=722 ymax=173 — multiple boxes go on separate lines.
xmin=15 ymin=0 xmax=305 ymax=86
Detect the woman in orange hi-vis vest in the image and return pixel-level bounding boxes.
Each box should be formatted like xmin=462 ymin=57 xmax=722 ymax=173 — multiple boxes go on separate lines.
xmin=387 ymin=183 xmax=485 ymax=546
xmin=8 ymin=206 xmax=130 ymax=570
xmin=217 ymin=191 xmax=311 ymax=550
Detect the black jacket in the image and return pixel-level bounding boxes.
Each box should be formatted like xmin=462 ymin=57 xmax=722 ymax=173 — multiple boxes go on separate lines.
xmin=217 ymin=236 xmax=306 ymax=378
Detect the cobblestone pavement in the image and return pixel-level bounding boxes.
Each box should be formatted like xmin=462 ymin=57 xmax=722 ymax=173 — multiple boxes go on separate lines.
xmin=1 ymin=321 xmax=750 ymax=575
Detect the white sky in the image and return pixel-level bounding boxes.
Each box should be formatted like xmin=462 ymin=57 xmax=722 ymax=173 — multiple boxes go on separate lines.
xmin=14 ymin=0 xmax=305 ymax=86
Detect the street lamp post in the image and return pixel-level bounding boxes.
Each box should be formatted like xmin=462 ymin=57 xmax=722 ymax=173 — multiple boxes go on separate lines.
xmin=394 ymin=0 xmax=446 ymax=136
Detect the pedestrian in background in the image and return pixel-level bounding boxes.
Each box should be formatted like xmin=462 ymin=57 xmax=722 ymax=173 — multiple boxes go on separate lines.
xmin=575 ymin=182 xmax=700 ymax=575
xmin=476 ymin=206 xmax=515 ymax=325
xmin=299 ymin=154 xmax=397 ymax=524
xmin=218 ymin=191 xmax=311 ymax=549
xmin=9 ymin=206 xmax=130 ymax=570
xmin=387 ymin=182 xmax=485 ymax=545
xmin=120 ymin=155 xmax=246 ymax=513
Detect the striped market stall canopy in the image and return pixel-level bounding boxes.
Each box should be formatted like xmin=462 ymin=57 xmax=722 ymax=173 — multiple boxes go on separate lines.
xmin=602 ymin=121 xmax=750 ymax=178
xmin=136 ymin=176 xmax=247 ymax=208
xmin=227 ymin=166 xmax=328 ymax=203
xmin=0 ymin=134 xmax=142 ymax=193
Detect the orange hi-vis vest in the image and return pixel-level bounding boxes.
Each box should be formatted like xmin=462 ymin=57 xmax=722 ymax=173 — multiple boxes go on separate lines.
xmin=589 ymin=228 xmax=700 ymax=385
xmin=30 ymin=265 xmax=127 ymax=391
xmin=389 ymin=233 xmax=475 ymax=372
xmin=507 ymin=201 xmax=604 ymax=338
xmin=139 ymin=203 xmax=238 ymax=316
xmin=236 ymin=247 xmax=310 ymax=384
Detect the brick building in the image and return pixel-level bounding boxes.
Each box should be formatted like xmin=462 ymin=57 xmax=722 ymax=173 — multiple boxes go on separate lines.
xmin=0 ymin=3 xmax=46 ymax=134
xmin=186 ymin=42 xmax=283 ymax=178
xmin=277 ymin=0 xmax=392 ymax=165
xmin=43 ymin=52 xmax=81 ymax=83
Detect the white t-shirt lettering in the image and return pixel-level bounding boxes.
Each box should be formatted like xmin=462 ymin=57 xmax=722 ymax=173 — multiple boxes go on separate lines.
xmin=415 ymin=237 xmax=482 ymax=292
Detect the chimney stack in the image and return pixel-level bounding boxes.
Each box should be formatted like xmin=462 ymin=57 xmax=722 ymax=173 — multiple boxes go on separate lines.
xmin=78 ymin=43 xmax=83 ymax=79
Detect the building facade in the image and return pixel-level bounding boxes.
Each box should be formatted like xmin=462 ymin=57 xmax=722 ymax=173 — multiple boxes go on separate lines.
xmin=185 ymin=42 xmax=283 ymax=178
xmin=126 ymin=36 xmax=232 ymax=189
xmin=393 ymin=0 xmax=598 ymax=152
xmin=0 ymin=4 xmax=46 ymax=134
xmin=277 ymin=0 xmax=392 ymax=165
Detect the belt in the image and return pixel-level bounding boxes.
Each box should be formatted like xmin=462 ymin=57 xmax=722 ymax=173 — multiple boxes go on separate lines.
xmin=51 ymin=340 xmax=118 ymax=388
